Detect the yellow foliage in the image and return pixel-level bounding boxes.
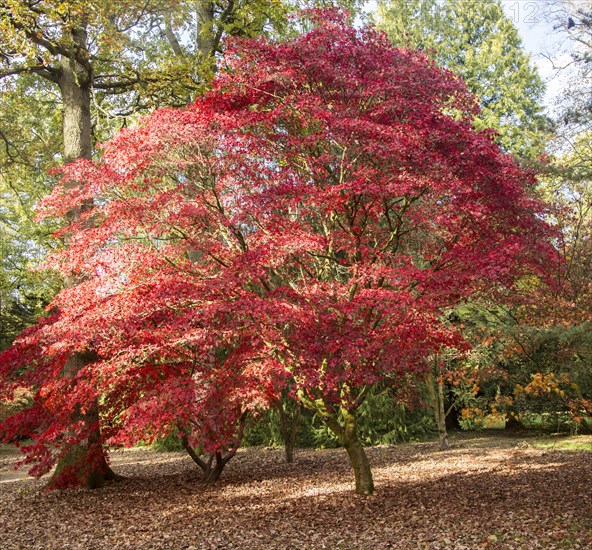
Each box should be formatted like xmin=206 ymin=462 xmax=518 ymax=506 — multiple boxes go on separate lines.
xmin=461 ymin=407 xmax=484 ymax=420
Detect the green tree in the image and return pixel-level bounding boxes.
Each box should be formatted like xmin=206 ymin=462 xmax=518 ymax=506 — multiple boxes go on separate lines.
xmin=0 ymin=76 xmax=61 ymax=350
xmin=375 ymin=0 xmax=549 ymax=158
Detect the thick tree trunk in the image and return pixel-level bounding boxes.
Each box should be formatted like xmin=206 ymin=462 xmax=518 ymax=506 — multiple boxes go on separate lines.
xmin=278 ymin=398 xmax=301 ymax=463
xmin=341 ymin=409 xmax=374 ymax=496
xmin=50 ymin=442 xmax=120 ymax=489
xmin=196 ymin=0 xmax=215 ymax=58
xmin=58 ymin=27 xmax=92 ymax=164
xmin=297 ymin=388 xmax=374 ymax=496
xmin=48 ymin=23 xmax=118 ymax=489
xmin=48 ymin=351 xmax=121 ymax=489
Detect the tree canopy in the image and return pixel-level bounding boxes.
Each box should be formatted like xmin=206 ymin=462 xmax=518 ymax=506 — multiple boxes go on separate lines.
xmin=0 ymin=11 xmax=557 ymax=494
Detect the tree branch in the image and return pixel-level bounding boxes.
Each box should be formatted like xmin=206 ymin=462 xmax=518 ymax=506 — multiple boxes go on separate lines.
xmin=163 ymin=14 xmax=184 ymax=57
xmin=0 ymin=64 xmax=60 ymax=83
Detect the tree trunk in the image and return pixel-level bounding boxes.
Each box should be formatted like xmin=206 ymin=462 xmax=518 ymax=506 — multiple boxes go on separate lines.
xmin=278 ymin=398 xmax=301 ymax=463
xmin=445 ymin=399 xmax=461 ymax=431
xmin=297 ymin=389 xmax=374 ymax=496
xmin=180 ymin=415 xmax=245 ymax=483
xmin=196 ymin=0 xmax=215 ymax=58
xmin=47 ymin=366 xmax=121 ymax=488
xmin=48 ymin=23 xmax=118 ymax=489
xmin=58 ymin=26 xmax=92 ymax=164
xmin=203 ymin=452 xmax=227 ymax=483
xmin=325 ymin=406 xmax=374 ymax=496
xmin=49 ymin=442 xmax=120 ymax=489
xmin=341 ymin=408 xmax=374 ymax=496
xmin=427 ymin=373 xmax=449 ymax=450
xmin=48 ymin=351 xmax=121 ymax=489
xmin=181 ymin=437 xmax=236 ymax=483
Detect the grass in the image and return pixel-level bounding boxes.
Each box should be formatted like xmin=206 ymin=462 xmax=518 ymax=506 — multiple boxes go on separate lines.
xmin=528 ymin=434 xmax=592 ymax=452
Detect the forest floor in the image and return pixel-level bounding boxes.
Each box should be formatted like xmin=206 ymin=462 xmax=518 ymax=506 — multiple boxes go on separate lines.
xmin=0 ymin=431 xmax=591 ymax=549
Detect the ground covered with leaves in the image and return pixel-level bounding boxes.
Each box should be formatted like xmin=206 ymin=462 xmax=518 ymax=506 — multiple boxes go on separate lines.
xmin=1 ymin=433 xmax=591 ymax=549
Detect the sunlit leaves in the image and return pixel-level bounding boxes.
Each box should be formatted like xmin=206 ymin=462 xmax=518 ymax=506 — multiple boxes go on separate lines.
xmin=0 ymin=10 xmax=557 ymax=483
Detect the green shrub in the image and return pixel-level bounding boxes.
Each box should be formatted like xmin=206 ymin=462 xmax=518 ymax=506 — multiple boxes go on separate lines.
xmin=151 ymin=429 xmax=184 ymax=452
xmin=243 ymin=388 xmax=436 ymax=449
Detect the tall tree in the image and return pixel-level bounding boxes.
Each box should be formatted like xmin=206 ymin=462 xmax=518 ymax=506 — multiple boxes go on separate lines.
xmin=542 ymin=0 xmax=591 ymax=133
xmin=0 ymin=11 xmax=556 ymax=494
xmin=0 ymin=1 xmax=362 ymax=351
xmin=375 ymin=0 xmax=549 ymax=159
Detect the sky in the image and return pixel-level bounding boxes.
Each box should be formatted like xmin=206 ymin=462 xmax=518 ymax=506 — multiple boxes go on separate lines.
xmin=502 ymin=1 xmax=571 ymax=109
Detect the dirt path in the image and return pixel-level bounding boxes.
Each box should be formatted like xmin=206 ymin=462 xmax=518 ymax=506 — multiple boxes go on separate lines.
xmin=1 ymin=434 xmax=590 ymax=549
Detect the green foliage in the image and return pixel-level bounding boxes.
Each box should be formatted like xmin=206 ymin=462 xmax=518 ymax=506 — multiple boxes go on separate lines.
xmin=243 ymin=410 xmax=284 ymax=447
xmin=356 ymin=390 xmax=436 ymax=445
xmin=244 ymin=390 xmax=437 ymax=449
xmin=151 ymin=429 xmax=185 ymax=452
xmin=306 ymin=391 xmax=437 ymax=448
xmin=449 ymin=300 xmax=592 ymax=432
xmin=375 ymin=0 xmax=549 ymax=158
xmin=0 ymin=76 xmax=62 ymax=349
xmin=0 ymin=0 xmax=307 ymax=349
xmin=518 ymin=412 xmax=580 ymax=434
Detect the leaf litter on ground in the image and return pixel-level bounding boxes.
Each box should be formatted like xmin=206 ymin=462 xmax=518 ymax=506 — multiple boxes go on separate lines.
xmin=0 ymin=432 xmax=590 ymax=549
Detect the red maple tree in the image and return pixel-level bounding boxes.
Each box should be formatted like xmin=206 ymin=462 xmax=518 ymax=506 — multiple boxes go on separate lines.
xmin=0 ymin=11 xmax=555 ymax=494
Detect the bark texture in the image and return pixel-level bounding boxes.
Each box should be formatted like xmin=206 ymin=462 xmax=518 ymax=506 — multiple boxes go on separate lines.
xmin=196 ymin=0 xmax=215 ymax=58
xmin=303 ymin=392 xmax=374 ymax=496
xmin=278 ymin=399 xmax=301 ymax=464
xmin=427 ymin=373 xmax=449 ymax=450
xmin=339 ymin=408 xmax=374 ymax=496
xmin=49 ymin=23 xmax=118 ymax=489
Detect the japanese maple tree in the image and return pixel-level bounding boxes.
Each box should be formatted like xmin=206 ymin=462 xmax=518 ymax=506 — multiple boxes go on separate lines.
xmin=0 ymin=10 xmax=555 ymax=494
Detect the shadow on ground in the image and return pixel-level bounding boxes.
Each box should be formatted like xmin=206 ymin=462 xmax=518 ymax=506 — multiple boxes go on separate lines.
xmin=1 ymin=434 xmax=590 ymax=549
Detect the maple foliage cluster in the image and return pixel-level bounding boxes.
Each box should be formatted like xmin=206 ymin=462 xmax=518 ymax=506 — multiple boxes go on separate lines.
xmin=0 ymin=11 xmax=555 ymax=486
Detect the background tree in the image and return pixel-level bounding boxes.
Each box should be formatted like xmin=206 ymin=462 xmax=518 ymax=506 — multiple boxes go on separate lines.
xmin=542 ymin=0 xmax=591 ymax=134
xmin=0 ymin=2 xmax=366 ymax=352
xmin=0 ymin=75 xmax=61 ymax=349
xmin=375 ymin=0 xmax=549 ymax=159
